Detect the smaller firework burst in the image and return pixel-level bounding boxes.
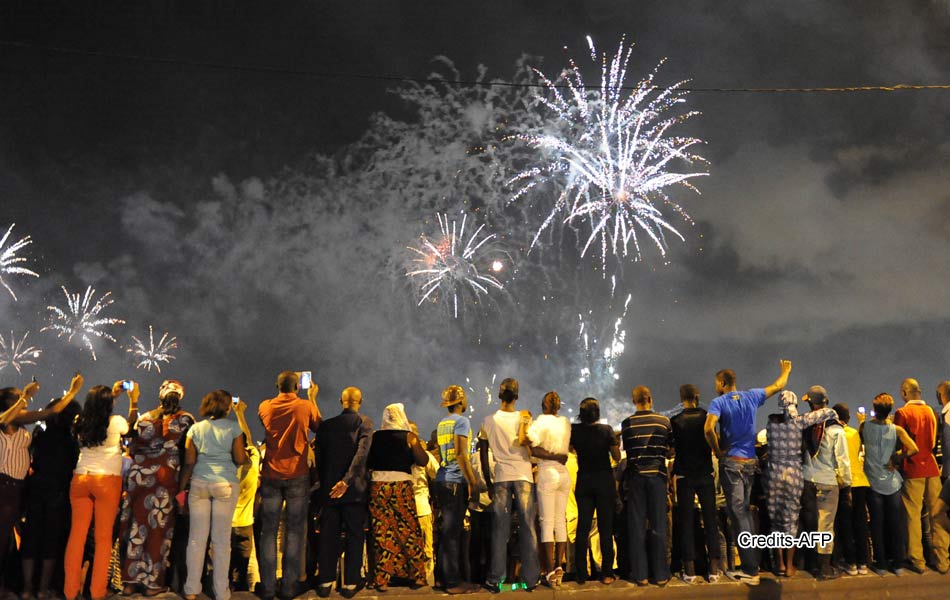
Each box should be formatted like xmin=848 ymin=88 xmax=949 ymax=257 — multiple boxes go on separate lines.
xmin=0 ymin=223 xmax=40 ymax=301
xmin=127 ymin=325 xmax=178 ymax=373
xmin=0 ymin=330 xmax=42 ymax=374
xmin=43 ymin=285 xmax=125 ymax=361
xmin=407 ymin=212 xmax=504 ymax=319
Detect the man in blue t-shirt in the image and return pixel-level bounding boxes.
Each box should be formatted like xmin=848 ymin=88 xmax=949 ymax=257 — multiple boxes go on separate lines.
xmin=434 ymin=385 xmax=479 ymax=594
xmin=704 ymin=359 xmax=792 ymax=585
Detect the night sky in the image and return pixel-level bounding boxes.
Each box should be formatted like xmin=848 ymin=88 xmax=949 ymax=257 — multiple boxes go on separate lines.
xmin=2 ymin=1 xmax=950 ymax=436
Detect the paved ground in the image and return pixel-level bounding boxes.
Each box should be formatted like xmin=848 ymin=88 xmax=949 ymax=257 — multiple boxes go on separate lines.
xmin=130 ymin=569 xmax=949 ymax=600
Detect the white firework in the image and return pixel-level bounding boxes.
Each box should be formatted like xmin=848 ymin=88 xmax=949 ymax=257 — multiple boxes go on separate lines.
xmin=43 ymin=285 xmax=125 ymax=360
xmin=406 ymin=212 xmax=504 ymax=319
xmin=0 ymin=223 xmax=40 ymax=301
xmin=127 ymin=325 xmax=178 ymax=372
xmin=0 ymin=330 xmax=42 ymax=374
xmin=509 ymin=36 xmax=707 ymax=272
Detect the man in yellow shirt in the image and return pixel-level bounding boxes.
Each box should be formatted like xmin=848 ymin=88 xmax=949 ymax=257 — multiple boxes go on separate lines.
xmin=832 ymin=404 xmax=870 ymax=575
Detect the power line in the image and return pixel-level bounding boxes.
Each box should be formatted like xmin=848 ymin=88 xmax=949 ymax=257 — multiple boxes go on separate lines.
xmin=4 ymin=39 xmax=950 ymax=94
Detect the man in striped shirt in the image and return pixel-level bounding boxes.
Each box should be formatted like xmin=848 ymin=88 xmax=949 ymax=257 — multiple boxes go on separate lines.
xmin=621 ymin=386 xmax=673 ymax=586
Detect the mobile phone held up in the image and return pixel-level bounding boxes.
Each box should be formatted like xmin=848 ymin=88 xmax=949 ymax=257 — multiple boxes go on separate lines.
xmin=298 ymin=371 xmax=312 ymax=390
xmin=122 ymin=380 xmax=135 ymax=391
xmin=232 ymin=396 xmax=241 ymax=405
xmin=858 ymin=406 xmax=866 ymax=415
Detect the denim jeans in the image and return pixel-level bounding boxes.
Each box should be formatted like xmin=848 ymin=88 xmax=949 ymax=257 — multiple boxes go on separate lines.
xmin=867 ymin=487 xmax=905 ymax=570
xmin=719 ymin=458 xmax=759 ymax=575
xmin=801 ymin=481 xmax=838 ymax=555
xmin=259 ymin=476 xmax=310 ymax=598
xmin=488 ymin=480 xmax=540 ymax=587
xmin=675 ymin=474 xmax=721 ymax=567
xmin=434 ymin=480 xmax=468 ymax=587
xmin=626 ymin=473 xmax=670 ymax=582
xmin=185 ymin=480 xmax=239 ymax=600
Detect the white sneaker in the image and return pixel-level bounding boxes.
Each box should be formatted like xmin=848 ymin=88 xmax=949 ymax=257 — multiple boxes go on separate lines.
xmin=680 ymin=573 xmax=700 ymax=585
xmin=708 ymin=570 xmax=723 ymax=584
xmin=857 ymin=564 xmax=869 ymax=575
xmin=845 ymin=564 xmax=858 ymax=576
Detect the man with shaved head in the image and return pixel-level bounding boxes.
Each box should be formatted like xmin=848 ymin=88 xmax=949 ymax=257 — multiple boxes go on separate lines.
xmin=258 ymin=370 xmax=322 ymax=600
xmin=894 ymin=378 xmax=948 ymax=574
xmin=314 ymin=387 xmax=374 ymax=598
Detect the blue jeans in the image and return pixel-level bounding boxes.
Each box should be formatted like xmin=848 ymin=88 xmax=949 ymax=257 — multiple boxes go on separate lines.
xmin=434 ymin=480 xmax=468 ymax=588
xmin=625 ymin=473 xmax=670 ymax=582
xmin=719 ymin=458 xmax=759 ymax=575
xmin=259 ymin=476 xmax=310 ymax=598
xmin=867 ymin=487 xmax=905 ymax=570
xmin=488 ymin=480 xmax=540 ymax=587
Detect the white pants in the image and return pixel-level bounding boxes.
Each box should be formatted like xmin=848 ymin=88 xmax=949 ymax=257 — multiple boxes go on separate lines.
xmin=536 ymin=461 xmax=570 ymax=543
xmin=185 ymin=479 xmax=239 ymax=600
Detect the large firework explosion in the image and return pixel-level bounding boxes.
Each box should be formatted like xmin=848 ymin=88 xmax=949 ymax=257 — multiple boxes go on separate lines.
xmin=0 ymin=330 xmax=42 ymax=374
xmin=509 ymin=37 xmax=707 ymax=274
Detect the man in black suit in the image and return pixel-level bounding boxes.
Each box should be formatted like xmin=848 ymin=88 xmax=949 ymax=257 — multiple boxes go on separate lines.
xmin=314 ymin=387 xmax=374 ymax=598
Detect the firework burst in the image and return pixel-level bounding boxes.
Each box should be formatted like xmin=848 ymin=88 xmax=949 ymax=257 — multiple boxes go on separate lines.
xmin=0 ymin=330 xmax=42 ymax=374
xmin=0 ymin=223 xmax=40 ymax=301
xmin=406 ymin=212 xmax=504 ymax=319
xmin=509 ymin=36 xmax=707 ymax=273
xmin=43 ymin=285 xmax=125 ymax=360
xmin=127 ymin=325 xmax=178 ymax=372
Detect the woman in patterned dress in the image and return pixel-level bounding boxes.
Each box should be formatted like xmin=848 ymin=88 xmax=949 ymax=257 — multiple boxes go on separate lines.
xmin=366 ymin=403 xmax=430 ymax=592
xmin=120 ymin=380 xmax=194 ymax=596
xmin=764 ymin=390 xmax=836 ymax=576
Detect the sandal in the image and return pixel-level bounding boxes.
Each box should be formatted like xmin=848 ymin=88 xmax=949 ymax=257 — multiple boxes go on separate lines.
xmin=544 ymin=570 xmax=558 ymax=587
xmin=554 ymin=566 xmax=564 ymax=587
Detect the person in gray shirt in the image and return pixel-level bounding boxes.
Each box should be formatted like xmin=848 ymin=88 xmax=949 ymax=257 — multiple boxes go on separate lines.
xmin=800 ymin=386 xmax=851 ymax=580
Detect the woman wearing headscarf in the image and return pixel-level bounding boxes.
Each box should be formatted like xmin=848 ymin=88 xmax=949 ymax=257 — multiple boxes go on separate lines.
xmin=366 ymin=403 xmax=429 ymax=591
xmin=119 ymin=379 xmax=195 ymax=595
xmin=764 ymin=390 xmax=836 ymax=576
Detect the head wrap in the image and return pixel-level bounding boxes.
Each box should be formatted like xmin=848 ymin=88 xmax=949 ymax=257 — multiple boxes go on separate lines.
xmin=778 ymin=390 xmax=799 ymax=418
xmin=159 ymin=380 xmax=185 ymax=400
xmin=381 ymin=403 xmax=410 ymax=431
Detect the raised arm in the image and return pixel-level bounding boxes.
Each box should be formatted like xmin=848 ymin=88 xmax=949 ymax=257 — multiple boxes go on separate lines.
xmin=234 ymin=399 xmax=254 ymax=447
xmin=1 ymin=380 xmax=40 ymax=425
xmin=704 ymin=413 xmax=724 ymax=458
xmin=764 ymin=359 xmax=793 ymax=399
xmin=12 ymin=374 xmax=83 ymax=425
xmin=308 ymin=383 xmax=322 ymax=431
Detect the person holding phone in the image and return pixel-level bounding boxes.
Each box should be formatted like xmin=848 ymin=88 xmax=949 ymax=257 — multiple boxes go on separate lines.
xmin=120 ymin=380 xmax=195 ymax=596
xmin=179 ymin=390 xmax=248 ymax=600
xmin=2 ymin=373 xmax=82 ymax=596
xmin=64 ymin=380 xmax=139 ymax=600
xmin=257 ymin=371 xmax=321 ymax=600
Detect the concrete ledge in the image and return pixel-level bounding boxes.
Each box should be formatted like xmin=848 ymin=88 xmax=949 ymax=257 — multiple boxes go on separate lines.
xmin=133 ymin=571 xmax=949 ymax=600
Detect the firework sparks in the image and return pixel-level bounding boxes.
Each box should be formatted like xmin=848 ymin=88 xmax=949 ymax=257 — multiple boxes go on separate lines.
xmin=407 ymin=212 xmax=504 ymax=319
xmin=0 ymin=223 xmax=40 ymax=301
xmin=509 ymin=37 xmax=707 ymax=272
xmin=0 ymin=330 xmax=42 ymax=374
xmin=127 ymin=325 xmax=178 ymax=372
xmin=577 ymin=293 xmax=632 ymax=386
xmin=43 ymin=285 xmax=125 ymax=360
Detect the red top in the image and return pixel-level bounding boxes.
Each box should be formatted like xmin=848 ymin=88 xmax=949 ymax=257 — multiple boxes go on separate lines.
xmin=893 ymin=401 xmax=939 ymax=479
xmin=258 ymin=393 xmax=320 ymax=480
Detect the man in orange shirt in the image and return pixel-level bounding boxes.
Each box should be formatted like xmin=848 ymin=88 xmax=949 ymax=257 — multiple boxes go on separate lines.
xmin=258 ymin=371 xmax=322 ymax=600
xmin=894 ymin=378 xmax=948 ymax=574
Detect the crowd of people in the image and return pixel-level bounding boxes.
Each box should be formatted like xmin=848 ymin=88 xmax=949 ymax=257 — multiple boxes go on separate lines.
xmin=1 ymin=361 xmax=950 ymax=599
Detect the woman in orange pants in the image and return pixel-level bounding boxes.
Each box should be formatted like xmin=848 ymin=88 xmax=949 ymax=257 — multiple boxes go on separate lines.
xmin=64 ymin=382 xmax=138 ymax=600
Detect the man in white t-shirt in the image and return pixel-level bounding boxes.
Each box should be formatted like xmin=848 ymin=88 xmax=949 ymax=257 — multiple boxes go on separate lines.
xmin=478 ymin=378 xmax=540 ymax=590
